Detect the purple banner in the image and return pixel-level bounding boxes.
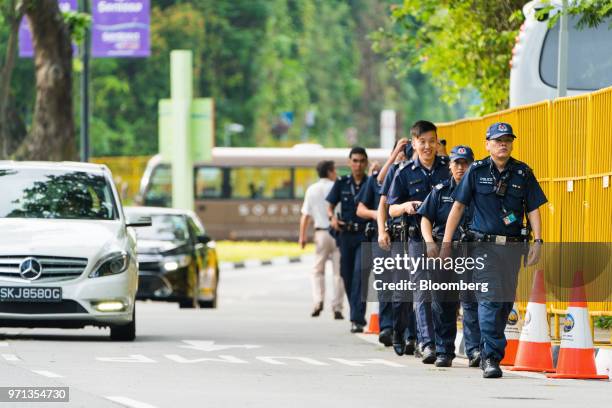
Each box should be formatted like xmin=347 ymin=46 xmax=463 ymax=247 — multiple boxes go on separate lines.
xmin=92 ymin=0 xmax=150 ymax=58
xmin=18 ymin=0 xmax=78 ymax=58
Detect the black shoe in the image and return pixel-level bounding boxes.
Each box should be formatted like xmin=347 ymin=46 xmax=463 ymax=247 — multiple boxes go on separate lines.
xmin=378 ymin=328 xmax=393 ymax=347
xmin=404 ymin=339 xmax=416 ymax=355
xmin=421 ymin=345 xmax=436 ymax=364
xmin=482 ymin=358 xmax=503 ymax=378
xmin=414 ymin=344 xmax=423 ymax=359
xmin=334 ymin=311 xmax=344 ymax=320
xmin=434 ymin=354 xmax=453 ymax=367
xmin=392 ymin=332 xmax=405 ymax=356
xmin=350 ymin=323 xmax=364 ymax=333
xmin=311 ymin=302 xmax=323 ymax=317
xmin=468 ymin=351 xmax=481 ymax=368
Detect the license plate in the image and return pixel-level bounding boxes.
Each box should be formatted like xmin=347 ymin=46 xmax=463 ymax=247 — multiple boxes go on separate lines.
xmin=0 ymin=287 xmax=62 ymax=302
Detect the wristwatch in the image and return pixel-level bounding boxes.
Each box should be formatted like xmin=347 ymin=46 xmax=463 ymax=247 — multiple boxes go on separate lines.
xmin=534 ymin=239 xmax=544 ymax=243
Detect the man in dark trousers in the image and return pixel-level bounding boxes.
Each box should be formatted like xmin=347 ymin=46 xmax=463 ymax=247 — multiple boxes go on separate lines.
xmin=326 ymin=147 xmax=369 ymax=333
xmin=442 ymin=123 xmax=547 ymax=378
xmin=419 ymin=145 xmax=481 ymax=368
xmin=387 ymin=121 xmax=450 ymax=363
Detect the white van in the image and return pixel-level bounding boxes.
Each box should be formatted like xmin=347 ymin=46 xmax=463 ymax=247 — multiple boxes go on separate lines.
xmin=509 ymin=0 xmax=612 ymax=107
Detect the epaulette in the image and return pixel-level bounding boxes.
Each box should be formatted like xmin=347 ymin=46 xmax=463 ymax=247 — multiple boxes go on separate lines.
xmin=471 ymin=157 xmax=489 ymax=169
xmin=435 ymin=179 xmax=451 ymax=191
xmin=398 ymin=159 xmax=414 ymax=171
xmin=508 ymin=158 xmax=533 ymax=177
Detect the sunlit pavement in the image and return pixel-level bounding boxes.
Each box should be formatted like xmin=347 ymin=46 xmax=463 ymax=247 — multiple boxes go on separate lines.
xmin=0 ymin=261 xmax=609 ymax=408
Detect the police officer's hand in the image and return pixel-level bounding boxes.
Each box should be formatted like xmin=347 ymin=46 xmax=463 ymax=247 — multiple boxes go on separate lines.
xmin=526 ymin=241 xmax=542 ymax=266
xmin=425 ymin=241 xmax=439 ymax=259
xmin=378 ymin=231 xmax=391 ymax=251
xmin=330 ymin=216 xmax=345 ymax=231
xmin=404 ymin=201 xmax=422 ymax=215
xmin=391 ymin=138 xmax=409 ymax=159
xmin=439 ymin=242 xmax=452 ymax=262
xmin=298 ymin=237 xmax=307 ymax=249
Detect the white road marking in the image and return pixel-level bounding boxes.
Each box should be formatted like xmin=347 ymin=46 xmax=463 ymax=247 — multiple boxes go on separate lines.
xmin=180 ymin=340 xmax=261 ymax=352
xmin=329 ymin=358 xmax=405 ymax=367
xmin=106 ymin=396 xmax=158 ymax=408
xmin=355 ymin=333 xmax=382 ymax=346
xmin=256 ymin=356 xmax=329 ymax=366
xmin=32 ymin=370 xmax=63 ymax=378
xmin=96 ymin=354 xmax=157 ymax=363
xmin=165 ymin=354 xmax=248 ymax=364
xmin=1 ymin=353 xmax=20 ymax=362
xmin=0 ymin=342 xmax=8 ymax=347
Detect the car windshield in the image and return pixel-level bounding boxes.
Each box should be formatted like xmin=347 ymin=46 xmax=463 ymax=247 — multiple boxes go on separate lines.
xmin=0 ymin=168 xmax=118 ymax=220
xmin=134 ymin=214 xmax=189 ymax=242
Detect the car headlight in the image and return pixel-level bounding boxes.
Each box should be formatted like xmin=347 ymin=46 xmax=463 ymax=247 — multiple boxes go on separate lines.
xmin=163 ymin=255 xmax=192 ymax=271
xmin=89 ymin=252 xmax=130 ymax=278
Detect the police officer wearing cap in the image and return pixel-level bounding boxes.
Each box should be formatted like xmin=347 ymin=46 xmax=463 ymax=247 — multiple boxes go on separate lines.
xmin=388 ymin=120 xmax=450 ymax=364
xmin=326 ymin=146 xmax=369 ymax=333
xmin=442 ymin=122 xmax=547 ymax=378
xmin=418 ymin=145 xmax=481 ymax=368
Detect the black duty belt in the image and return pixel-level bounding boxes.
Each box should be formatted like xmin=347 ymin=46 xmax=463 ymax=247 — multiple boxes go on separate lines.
xmin=343 ymin=222 xmax=366 ymax=233
xmin=315 ymin=227 xmax=328 ymax=231
xmin=470 ymin=231 xmax=526 ymax=243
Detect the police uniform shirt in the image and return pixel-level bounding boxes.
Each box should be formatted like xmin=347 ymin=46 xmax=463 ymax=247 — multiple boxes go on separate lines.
xmin=326 ymin=174 xmax=369 ymax=225
xmin=379 ymin=162 xmax=401 ymax=197
xmin=452 ymin=156 xmax=547 ymax=236
xmin=387 ymin=156 xmax=450 ymax=206
xmin=356 ymin=171 xmax=381 ymax=211
xmin=417 ymin=178 xmax=473 ymax=241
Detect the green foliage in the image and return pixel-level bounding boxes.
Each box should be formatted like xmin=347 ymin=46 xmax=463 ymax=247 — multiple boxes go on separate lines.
xmin=595 ymin=316 xmax=612 ymax=329
xmin=62 ymin=11 xmax=91 ymax=45
xmin=375 ymin=0 xmax=527 ymax=115
xmin=3 ymin=0 xmax=466 ymax=156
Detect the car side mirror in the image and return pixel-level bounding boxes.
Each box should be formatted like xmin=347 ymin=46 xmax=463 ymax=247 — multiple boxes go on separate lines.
xmin=197 ymin=234 xmax=212 ymax=245
xmin=126 ymin=215 xmax=152 ymax=228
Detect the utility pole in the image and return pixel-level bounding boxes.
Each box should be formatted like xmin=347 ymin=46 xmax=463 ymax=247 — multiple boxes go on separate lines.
xmin=556 ymin=0 xmax=568 ymax=98
xmin=80 ymin=0 xmax=90 ymax=161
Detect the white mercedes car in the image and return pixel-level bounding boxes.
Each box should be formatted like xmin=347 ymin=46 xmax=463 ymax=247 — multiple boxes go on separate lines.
xmin=0 ymin=161 xmax=150 ymax=341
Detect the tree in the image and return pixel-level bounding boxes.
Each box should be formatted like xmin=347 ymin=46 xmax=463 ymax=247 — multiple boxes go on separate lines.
xmin=17 ymin=0 xmax=75 ymax=160
xmin=0 ymin=0 xmax=24 ymax=157
xmin=375 ymin=0 xmax=527 ymax=115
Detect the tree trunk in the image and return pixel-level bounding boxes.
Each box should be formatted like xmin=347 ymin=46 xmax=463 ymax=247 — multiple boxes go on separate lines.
xmin=17 ymin=0 xmax=75 ymax=161
xmin=0 ymin=0 xmax=23 ymax=158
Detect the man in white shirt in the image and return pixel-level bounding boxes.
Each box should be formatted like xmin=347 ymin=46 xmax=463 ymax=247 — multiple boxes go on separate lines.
xmin=299 ymin=160 xmax=345 ymax=319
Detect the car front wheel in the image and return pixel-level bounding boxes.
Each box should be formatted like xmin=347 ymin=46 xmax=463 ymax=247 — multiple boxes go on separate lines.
xmin=110 ymin=306 xmax=136 ymax=341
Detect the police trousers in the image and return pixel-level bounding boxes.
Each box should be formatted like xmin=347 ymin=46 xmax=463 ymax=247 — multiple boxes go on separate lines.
xmin=338 ymin=231 xmax=367 ymax=325
xmin=471 ymin=244 xmax=521 ymax=361
xmin=390 ymin=240 xmax=417 ymax=342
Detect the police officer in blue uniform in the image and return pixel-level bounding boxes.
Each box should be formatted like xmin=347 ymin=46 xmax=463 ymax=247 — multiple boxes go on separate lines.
xmin=356 ymin=140 xmax=408 ymax=346
xmin=388 ymin=121 xmax=450 ymax=364
xmin=326 ymin=147 xmax=369 ymax=333
xmin=376 ymin=142 xmax=418 ymax=356
xmin=418 ymin=145 xmax=481 ymax=368
xmin=442 ymin=123 xmax=547 ymax=378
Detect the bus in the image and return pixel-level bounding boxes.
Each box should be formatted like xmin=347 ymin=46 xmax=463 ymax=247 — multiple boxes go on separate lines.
xmin=136 ymin=144 xmax=391 ymax=240
xmin=509 ymin=0 xmax=612 ymax=107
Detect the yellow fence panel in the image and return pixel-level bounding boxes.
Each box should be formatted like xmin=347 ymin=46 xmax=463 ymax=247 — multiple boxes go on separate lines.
xmin=90 ymin=156 xmax=152 ymax=203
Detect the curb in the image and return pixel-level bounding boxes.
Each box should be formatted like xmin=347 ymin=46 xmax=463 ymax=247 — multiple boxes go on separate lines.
xmin=220 ymin=254 xmax=314 ymax=270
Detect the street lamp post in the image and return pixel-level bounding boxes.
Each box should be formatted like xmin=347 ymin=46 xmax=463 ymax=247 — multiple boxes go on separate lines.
xmin=557 ymin=0 xmax=569 ymax=98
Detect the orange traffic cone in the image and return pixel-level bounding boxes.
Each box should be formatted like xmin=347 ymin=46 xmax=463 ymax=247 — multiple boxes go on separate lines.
xmin=511 ymin=269 xmax=555 ymax=372
xmin=500 ymin=303 xmax=521 ymax=366
xmin=547 ymin=271 xmax=608 ymax=379
xmin=365 ymin=304 xmax=380 ymax=334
